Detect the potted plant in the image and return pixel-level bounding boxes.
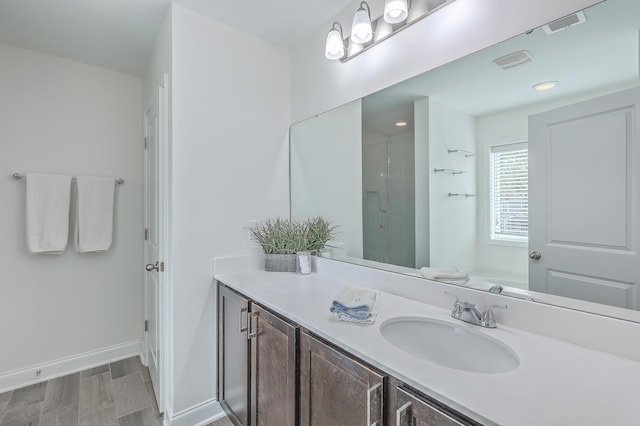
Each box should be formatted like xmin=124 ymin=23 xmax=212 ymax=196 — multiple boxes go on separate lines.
xmin=304 ymin=216 xmax=339 ymax=253
xmin=249 ymin=217 xmax=338 ymax=272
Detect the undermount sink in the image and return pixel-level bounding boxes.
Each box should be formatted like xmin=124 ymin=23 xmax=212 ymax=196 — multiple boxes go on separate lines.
xmin=380 ymin=317 xmax=520 ymax=374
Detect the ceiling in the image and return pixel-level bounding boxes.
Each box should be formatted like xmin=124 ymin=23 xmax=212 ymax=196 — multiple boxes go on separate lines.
xmin=0 ymin=0 xmax=355 ymax=76
xmin=363 ymin=0 xmax=640 ymax=136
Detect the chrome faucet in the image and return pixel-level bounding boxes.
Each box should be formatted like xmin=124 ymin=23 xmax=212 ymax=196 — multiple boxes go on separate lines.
xmin=445 ymin=292 xmax=507 ymax=328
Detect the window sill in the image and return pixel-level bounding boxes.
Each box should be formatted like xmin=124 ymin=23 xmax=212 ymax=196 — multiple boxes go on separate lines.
xmin=485 ymin=238 xmax=528 ymax=249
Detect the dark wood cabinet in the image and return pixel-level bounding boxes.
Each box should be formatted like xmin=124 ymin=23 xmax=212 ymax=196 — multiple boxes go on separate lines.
xmin=218 ymin=282 xmax=298 ymax=426
xmin=300 ymin=331 xmax=385 ymax=426
xmin=388 ymin=377 xmax=479 ymax=426
xmin=218 ymin=284 xmax=250 ymax=426
xmin=249 ymin=303 xmax=297 ymax=426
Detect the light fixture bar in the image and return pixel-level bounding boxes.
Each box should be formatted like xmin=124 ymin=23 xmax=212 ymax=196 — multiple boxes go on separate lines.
xmin=329 ymin=0 xmax=457 ymax=63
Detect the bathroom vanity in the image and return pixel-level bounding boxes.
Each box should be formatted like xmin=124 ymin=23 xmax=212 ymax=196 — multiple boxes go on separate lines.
xmin=215 ymin=256 xmax=640 ymax=425
xmin=218 ymin=281 xmax=477 ymax=426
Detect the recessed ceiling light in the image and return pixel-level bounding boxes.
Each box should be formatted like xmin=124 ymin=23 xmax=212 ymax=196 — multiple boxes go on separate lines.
xmin=533 ymin=81 xmax=558 ymax=91
xmin=395 ymin=121 xmax=408 ymax=127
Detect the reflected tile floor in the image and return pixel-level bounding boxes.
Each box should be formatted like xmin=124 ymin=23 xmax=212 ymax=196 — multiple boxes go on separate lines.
xmin=0 ymin=356 xmax=163 ymax=426
xmin=206 ymin=417 xmax=234 ymax=426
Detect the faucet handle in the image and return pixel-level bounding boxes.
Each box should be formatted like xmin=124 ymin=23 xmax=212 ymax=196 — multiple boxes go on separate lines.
xmin=444 ymin=291 xmax=463 ymax=316
xmin=481 ymin=304 xmax=508 ymax=328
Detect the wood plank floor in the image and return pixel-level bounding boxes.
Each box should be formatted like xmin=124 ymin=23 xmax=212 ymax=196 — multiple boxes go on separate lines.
xmin=0 ymin=356 xmax=162 ymax=426
xmin=205 ymin=417 xmax=234 ymax=426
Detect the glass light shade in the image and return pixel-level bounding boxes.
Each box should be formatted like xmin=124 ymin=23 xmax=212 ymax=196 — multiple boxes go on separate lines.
xmin=351 ymin=7 xmax=373 ymax=43
xmin=384 ymin=0 xmax=409 ymax=24
xmin=325 ymin=28 xmax=345 ymax=60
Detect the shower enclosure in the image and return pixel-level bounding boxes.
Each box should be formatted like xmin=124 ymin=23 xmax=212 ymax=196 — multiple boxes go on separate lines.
xmin=362 ymin=133 xmax=415 ymax=267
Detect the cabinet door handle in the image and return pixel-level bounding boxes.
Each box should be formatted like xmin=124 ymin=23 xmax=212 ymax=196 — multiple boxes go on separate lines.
xmin=367 ymin=382 xmax=382 ymax=426
xmin=239 ymin=306 xmax=248 ymax=333
xmin=396 ymin=401 xmax=412 ymax=426
xmin=248 ymin=311 xmax=259 ymax=339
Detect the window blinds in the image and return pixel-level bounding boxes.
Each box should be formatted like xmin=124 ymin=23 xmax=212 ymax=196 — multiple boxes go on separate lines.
xmin=490 ymin=142 xmax=528 ymax=241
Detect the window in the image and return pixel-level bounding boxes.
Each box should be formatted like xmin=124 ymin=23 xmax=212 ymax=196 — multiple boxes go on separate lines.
xmin=489 ymin=142 xmax=528 ymax=242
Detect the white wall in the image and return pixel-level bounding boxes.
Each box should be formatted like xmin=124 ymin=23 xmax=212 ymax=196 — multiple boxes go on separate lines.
xmin=291 ymin=100 xmax=363 ymax=257
xmin=414 ymin=97 xmax=430 ymax=267
xmin=144 ymin=9 xmax=172 ymax=112
xmin=169 ymin=4 xmax=290 ymax=413
xmin=0 ymin=44 xmax=143 ymax=375
xmin=291 ymin=0 xmax=601 ymax=123
xmin=427 ymin=99 xmax=476 ymax=271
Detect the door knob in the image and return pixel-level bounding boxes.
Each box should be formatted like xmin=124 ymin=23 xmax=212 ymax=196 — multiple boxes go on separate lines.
xmin=529 ymin=251 xmax=542 ymax=260
xmin=145 ymin=262 xmax=159 ymax=272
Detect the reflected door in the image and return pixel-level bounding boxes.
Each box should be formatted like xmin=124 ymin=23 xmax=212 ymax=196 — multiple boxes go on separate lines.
xmin=528 ymin=87 xmax=640 ymax=309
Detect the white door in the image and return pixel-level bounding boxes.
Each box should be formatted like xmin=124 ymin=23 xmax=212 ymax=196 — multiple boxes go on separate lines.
xmin=143 ymin=75 xmax=168 ymax=411
xmin=528 ymin=87 xmax=640 ymax=309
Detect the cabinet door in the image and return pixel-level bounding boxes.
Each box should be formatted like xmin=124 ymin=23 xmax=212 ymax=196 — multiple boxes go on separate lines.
xmin=249 ymin=304 xmax=298 ymax=426
xmin=218 ymin=283 xmax=250 ymax=426
xmin=394 ymin=385 xmax=475 ymax=426
xmin=300 ymin=331 xmax=385 ymax=426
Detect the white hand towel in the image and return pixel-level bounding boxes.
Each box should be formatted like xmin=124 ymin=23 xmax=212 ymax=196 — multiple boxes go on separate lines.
xmin=419 ymin=267 xmax=469 ymax=281
xmin=26 ymin=173 xmax=72 ymax=254
xmin=330 ymin=286 xmax=380 ymax=325
xmin=74 ymin=176 xmax=115 ymax=252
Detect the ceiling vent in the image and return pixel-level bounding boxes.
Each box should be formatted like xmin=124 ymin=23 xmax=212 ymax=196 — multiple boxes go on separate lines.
xmin=543 ymin=11 xmax=587 ymax=35
xmin=493 ymin=50 xmax=534 ymax=70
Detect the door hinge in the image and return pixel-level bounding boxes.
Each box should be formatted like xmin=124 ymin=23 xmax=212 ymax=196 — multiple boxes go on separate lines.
xmin=144 ymin=228 xmax=149 ymax=241
xmin=159 ymin=262 xmax=165 ymax=272
xmin=144 ymin=320 xmax=149 ymax=332
xmin=144 ymin=137 xmax=149 ymax=149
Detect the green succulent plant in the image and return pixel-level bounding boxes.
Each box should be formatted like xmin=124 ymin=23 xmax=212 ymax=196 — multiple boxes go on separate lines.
xmin=249 ymin=217 xmax=338 ymax=255
xmin=304 ymin=216 xmax=339 ymax=252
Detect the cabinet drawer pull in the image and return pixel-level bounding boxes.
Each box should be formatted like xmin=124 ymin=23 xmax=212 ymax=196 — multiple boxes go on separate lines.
xmin=396 ymin=401 xmax=412 ymax=426
xmin=239 ymin=306 xmax=248 ymax=333
xmin=248 ymin=311 xmax=259 ymax=339
xmin=367 ymin=382 xmax=382 ymax=426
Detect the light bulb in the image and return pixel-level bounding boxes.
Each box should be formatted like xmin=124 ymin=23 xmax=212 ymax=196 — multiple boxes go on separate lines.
xmin=325 ymin=24 xmax=345 ymax=60
xmin=384 ymin=0 xmax=408 ymax=24
xmin=351 ymin=3 xmax=372 ymax=44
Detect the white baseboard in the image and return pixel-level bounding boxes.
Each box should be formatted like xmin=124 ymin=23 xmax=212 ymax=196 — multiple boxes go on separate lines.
xmin=0 ymin=340 xmax=141 ymax=393
xmin=164 ymin=398 xmax=225 ymax=426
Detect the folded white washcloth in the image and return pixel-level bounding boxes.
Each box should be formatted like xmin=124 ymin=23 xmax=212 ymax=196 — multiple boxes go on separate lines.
xmin=26 ymin=173 xmax=72 ymax=254
xmin=419 ymin=267 xmax=469 ymax=281
xmin=74 ymin=176 xmax=115 ymax=253
xmin=330 ymin=286 xmax=380 ymax=325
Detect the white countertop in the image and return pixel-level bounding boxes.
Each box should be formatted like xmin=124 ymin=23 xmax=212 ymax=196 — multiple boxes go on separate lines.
xmin=215 ymin=267 xmax=640 ymax=426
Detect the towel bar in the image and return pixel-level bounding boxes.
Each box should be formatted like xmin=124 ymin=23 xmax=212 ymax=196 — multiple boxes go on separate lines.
xmin=11 ymin=172 xmax=124 ymax=185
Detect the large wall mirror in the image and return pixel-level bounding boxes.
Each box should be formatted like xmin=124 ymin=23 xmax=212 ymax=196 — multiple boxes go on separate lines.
xmin=291 ymin=0 xmax=640 ymax=322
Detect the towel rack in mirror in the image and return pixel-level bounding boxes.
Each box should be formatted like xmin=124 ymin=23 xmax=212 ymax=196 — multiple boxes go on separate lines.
xmin=11 ymin=172 xmax=124 ymax=185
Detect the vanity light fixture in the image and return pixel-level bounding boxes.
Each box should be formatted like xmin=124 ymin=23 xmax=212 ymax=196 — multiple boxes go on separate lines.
xmin=384 ymin=0 xmax=409 ymax=24
xmin=325 ymin=22 xmax=346 ymax=60
xmin=324 ymin=0 xmax=456 ymax=62
xmin=395 ymin=121 xmax=408 ymax=127
xmin=533 ymin=81 xmax=559 ymax=91
xmin=351 ymin=2 xmax=373 ymax=44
